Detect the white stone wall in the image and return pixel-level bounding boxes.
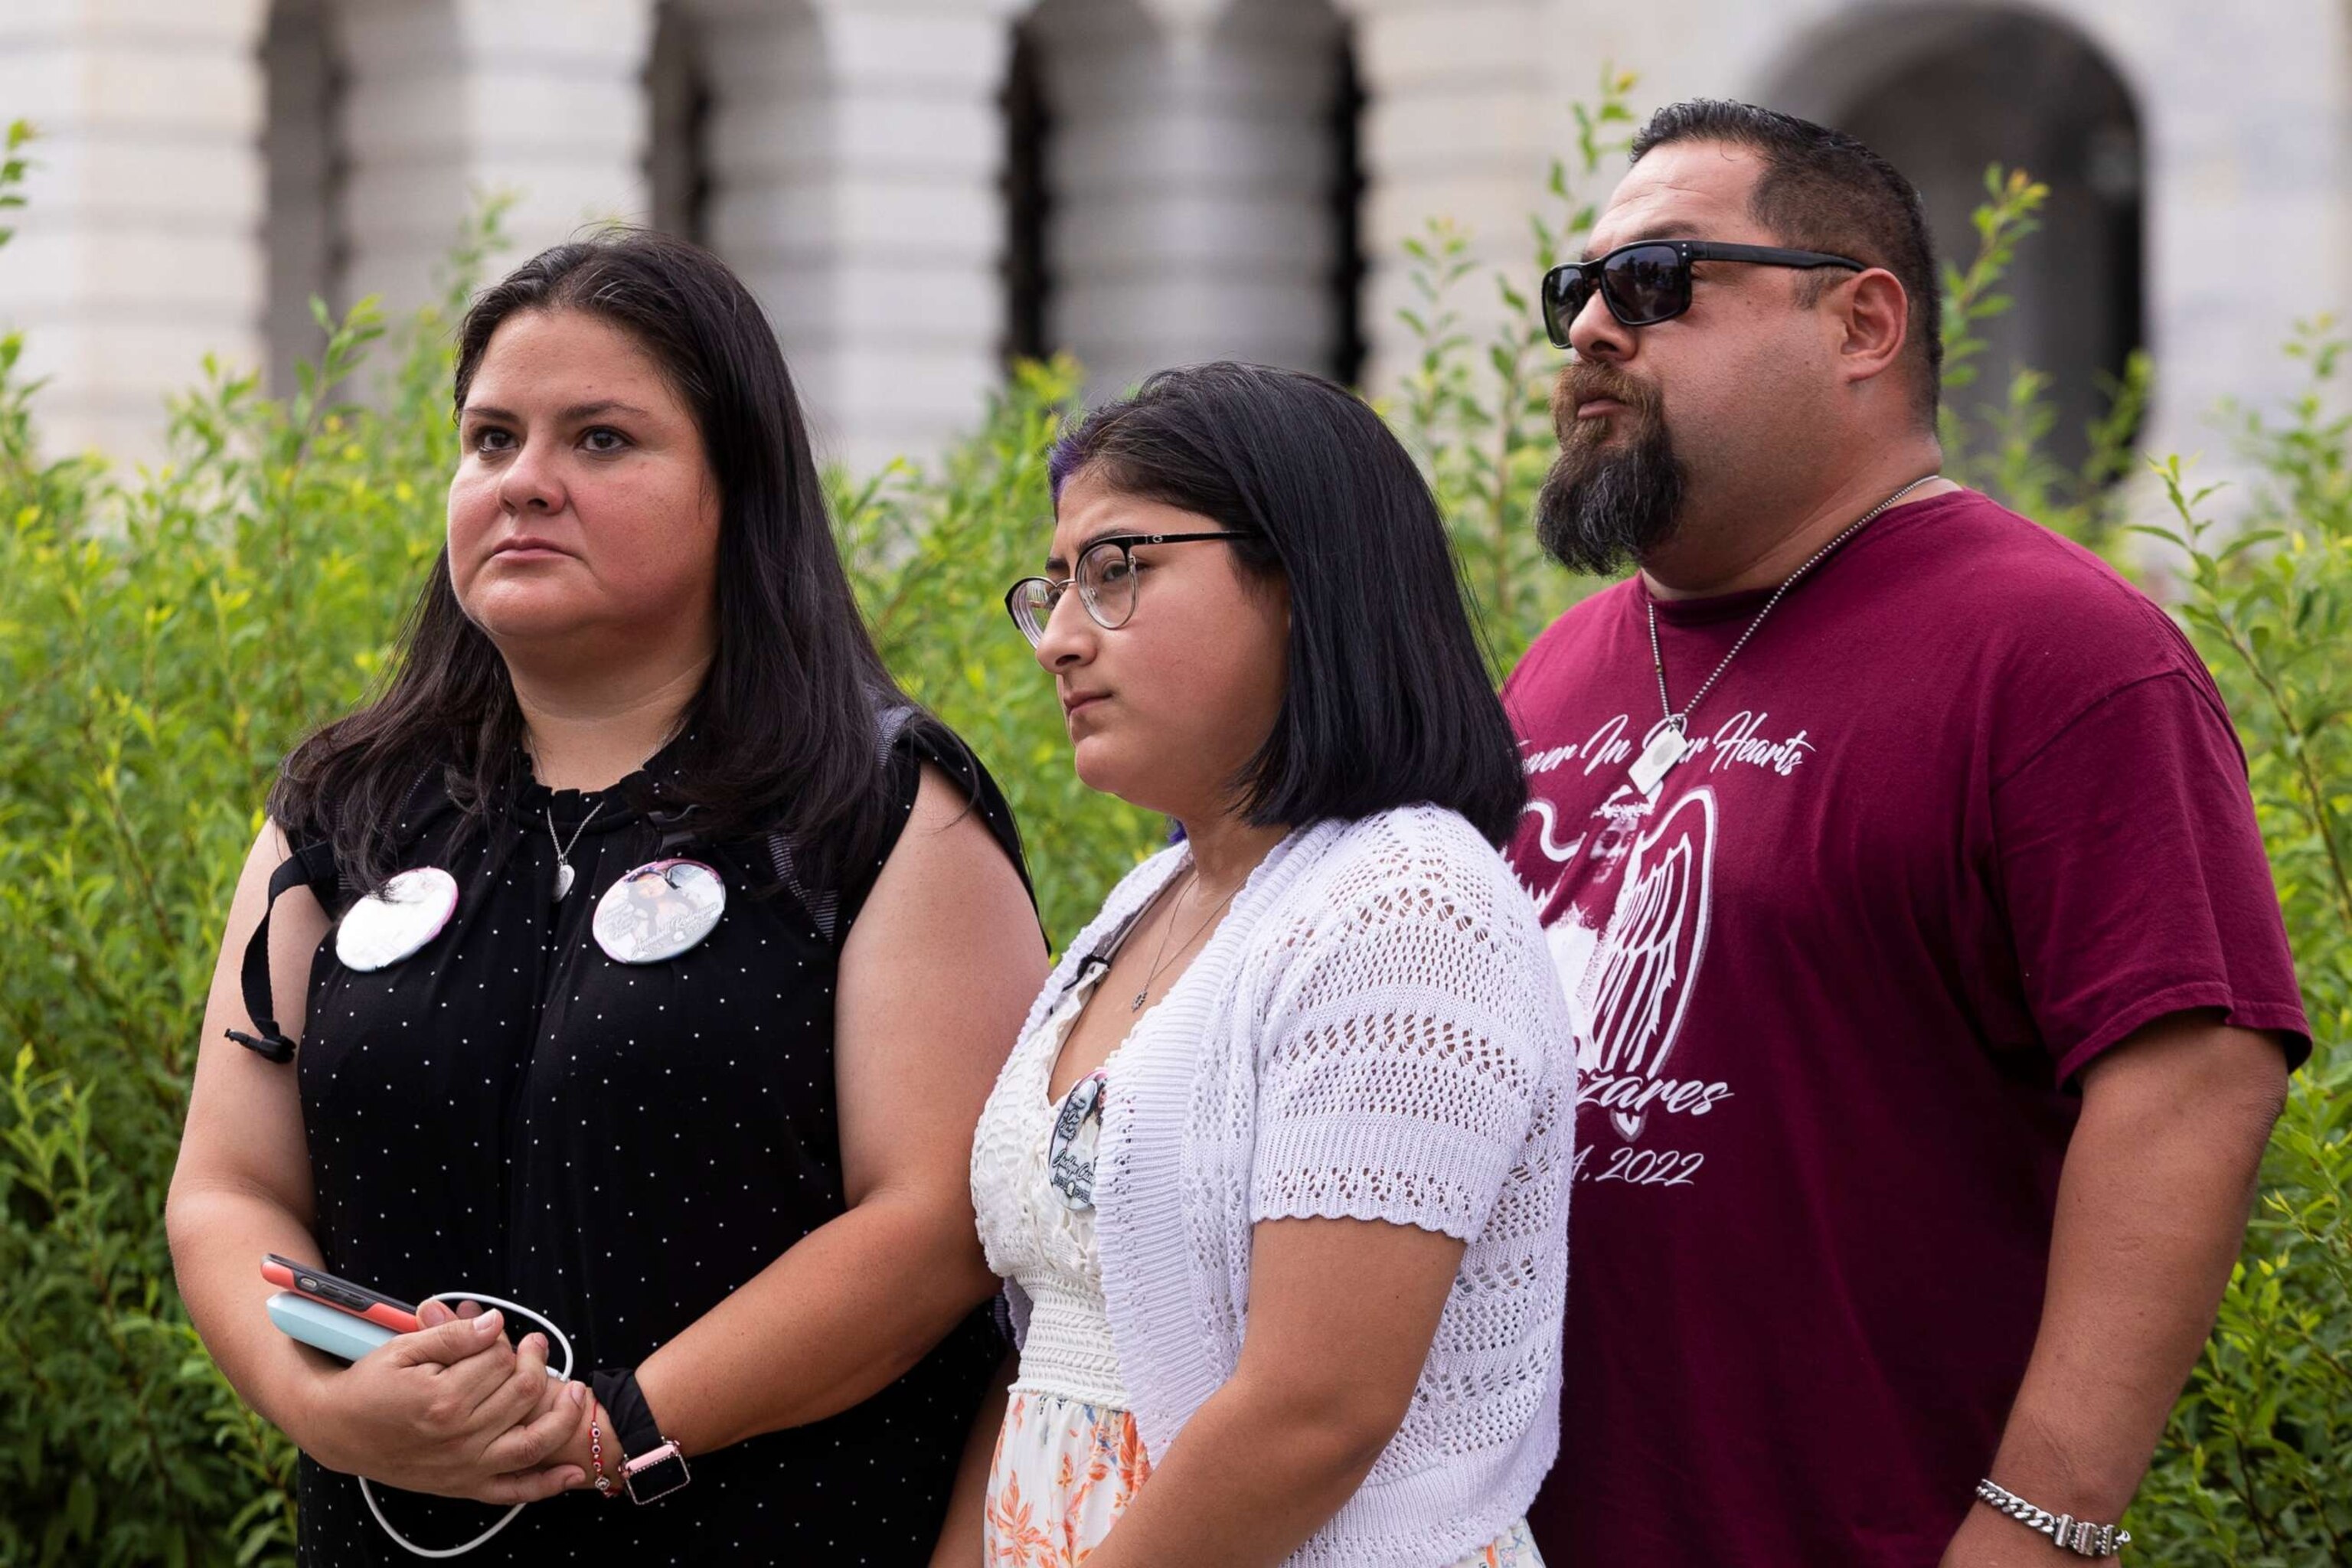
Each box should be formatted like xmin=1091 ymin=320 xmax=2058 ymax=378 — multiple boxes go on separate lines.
xmin=1344 ymin=0 xmax=1561 ymax=393
xmin=704 ymin=0 xmax=1026 ymax=475
xmin=2 ymin=0 xmax=2344 ymax=487
xmin=336 ymin=0 xmax=657 ymax=331
xmin=0 ymin=0 xmax=270 ymax=459
xmin=1032 ymin=0 xmax=1346 ymax=401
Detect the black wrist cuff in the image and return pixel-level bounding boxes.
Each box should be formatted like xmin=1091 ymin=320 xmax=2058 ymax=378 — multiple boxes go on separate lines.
xmin=591 ymin=1368 xmax=663 ymax=1459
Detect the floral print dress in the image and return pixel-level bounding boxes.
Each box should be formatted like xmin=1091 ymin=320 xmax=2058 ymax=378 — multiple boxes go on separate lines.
xmin=970 ymin=969 xmax=1546 ymax=1567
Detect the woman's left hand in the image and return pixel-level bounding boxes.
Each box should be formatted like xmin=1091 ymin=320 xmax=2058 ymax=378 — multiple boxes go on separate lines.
xmin=410 ymin=1298 xmax=599 ymax=1491
xmin=535 ymin=1388 xmax=608 ymax=1494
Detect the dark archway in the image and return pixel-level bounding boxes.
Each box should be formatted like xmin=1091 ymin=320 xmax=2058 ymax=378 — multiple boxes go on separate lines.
xmin=1328 ymin=16 xmax=1368 ymax=390
xmin=644 ymin=0 xmax=714 ymax=246
xmin=1000 ymin=14 xmax=1052 ymax=366
xmin=1012 ymin=0 xmax=1363 ymax=390
xmin=1774 ymin=7 xmax=2145 ymax=475
xmin=260 ymin=0 xmax=347 ymax=397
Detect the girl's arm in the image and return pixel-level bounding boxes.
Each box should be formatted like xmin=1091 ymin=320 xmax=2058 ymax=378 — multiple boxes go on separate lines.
xmin=1078 ymin=1215 xmax=1465 ymax=1568
xmin=1074 ymin=835 xmax=1553 ymax=1565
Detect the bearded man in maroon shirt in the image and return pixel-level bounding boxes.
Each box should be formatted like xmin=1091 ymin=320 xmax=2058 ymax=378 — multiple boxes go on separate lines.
xmin=1506 ymin=100 xmax=2308 ymax=1567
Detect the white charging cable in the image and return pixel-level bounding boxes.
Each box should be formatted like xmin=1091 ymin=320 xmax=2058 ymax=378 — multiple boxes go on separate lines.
xmin=360 ymin=1292 xmax=577 ymax=1560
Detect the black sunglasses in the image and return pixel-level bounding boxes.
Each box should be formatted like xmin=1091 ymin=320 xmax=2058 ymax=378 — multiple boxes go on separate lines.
xmin=1541 ymin=240 xmax=1866 ymax=346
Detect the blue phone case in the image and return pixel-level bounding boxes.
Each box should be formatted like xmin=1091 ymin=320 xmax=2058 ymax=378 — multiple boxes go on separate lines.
xmin=268 ymin=1289 xmax=399 ymax=1362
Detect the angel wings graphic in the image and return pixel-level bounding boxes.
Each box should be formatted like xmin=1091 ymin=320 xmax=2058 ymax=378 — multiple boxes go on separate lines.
xmin=1572 ymin=787 xmax=1717 ymax=1142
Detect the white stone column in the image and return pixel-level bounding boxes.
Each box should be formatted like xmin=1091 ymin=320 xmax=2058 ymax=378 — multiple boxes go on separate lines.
xmin=688 ymin=0 xmax=1024 ymax=474
xmin=0 ymin=0 xmax=270 ymax=462
xmin=335 ymin=0 xmax=658 ymax=326
xmin=1034 ymin=0 xmax=1347 ymax=401
xmin=1339 ymin=0 xmax=1559 ymax=399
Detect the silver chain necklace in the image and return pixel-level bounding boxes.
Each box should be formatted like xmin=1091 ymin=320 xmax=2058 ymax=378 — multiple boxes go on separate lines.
xmin=1131 ymin=868 xmax=1241 ymax=1011
xmin=544 ymin=800 xmax=606 ymax=903
xmin=529 ymin=731 xmax=675 ymax=903
xmin=1628 ymin=473 xmax=1942 ymax=798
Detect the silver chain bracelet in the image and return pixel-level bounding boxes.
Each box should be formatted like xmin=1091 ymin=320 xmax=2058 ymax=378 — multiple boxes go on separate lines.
xmin=1975 ymin=1478 xmax=2132 ymax=1557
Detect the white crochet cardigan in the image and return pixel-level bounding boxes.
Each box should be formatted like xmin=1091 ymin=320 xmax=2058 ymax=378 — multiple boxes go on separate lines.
xmin=990 ymin=805 xmax=1574 ymax=1567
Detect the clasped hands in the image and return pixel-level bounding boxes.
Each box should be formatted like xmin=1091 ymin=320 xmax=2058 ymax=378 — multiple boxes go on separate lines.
xmin=299 ymin=1297 xmax=614 ymax=1505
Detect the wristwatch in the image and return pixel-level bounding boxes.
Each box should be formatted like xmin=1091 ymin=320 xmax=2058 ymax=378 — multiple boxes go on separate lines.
xmin=1975 ymin=1478 xmax=2132 ymax=1557
xmin=622 ymin=1437 xmax=691 ymax=1504
xmin=590 ymin=1367 xmax=692 ymax=1505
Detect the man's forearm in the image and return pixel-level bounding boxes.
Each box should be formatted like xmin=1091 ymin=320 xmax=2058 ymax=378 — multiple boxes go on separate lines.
xmin=1953 ymin=1018 xmax=2286 ymax=1560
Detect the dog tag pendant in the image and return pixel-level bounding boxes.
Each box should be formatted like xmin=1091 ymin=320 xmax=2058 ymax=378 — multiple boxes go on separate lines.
xmin=1628 ymin=719 xmax=1689 ymax=799
xmin=593 ymin=858 xmax=727 ymax=964
xmin=335 ymin=867 xmax=461 ymax=972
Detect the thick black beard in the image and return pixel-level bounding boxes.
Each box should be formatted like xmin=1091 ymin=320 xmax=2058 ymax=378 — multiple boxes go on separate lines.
xmin=1534 ymin=416 xmax=1688 ymax=577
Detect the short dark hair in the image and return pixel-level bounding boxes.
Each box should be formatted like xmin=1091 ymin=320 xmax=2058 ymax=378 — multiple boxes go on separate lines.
xmin=1631 ymin=99 xmax=1942 ymax=423
xmin=1047 ymin=361 xmax=1526 ymax=846
xmin=275 ymin=229 xmax=933 ymax=890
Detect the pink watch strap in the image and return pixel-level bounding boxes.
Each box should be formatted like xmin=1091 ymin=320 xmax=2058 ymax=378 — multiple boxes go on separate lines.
xmin=621 ymin=1437 xmax=690 ymax=1504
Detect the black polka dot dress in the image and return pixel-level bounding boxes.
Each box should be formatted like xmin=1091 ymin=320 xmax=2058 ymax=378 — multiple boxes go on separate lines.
xmin=290 ymin=725 xmax=1028 ymax=1564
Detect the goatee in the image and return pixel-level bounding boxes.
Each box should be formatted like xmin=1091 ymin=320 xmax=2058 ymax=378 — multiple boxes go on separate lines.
xmin=1534 ymin=364 xmax=1687 ymax=577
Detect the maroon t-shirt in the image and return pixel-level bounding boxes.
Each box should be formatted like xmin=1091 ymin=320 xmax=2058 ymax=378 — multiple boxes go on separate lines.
xmin=1504 ymin=490 xmax=2308 ymax=1566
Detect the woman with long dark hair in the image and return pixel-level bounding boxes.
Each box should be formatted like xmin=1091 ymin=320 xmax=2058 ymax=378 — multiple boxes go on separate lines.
xmin=949 ymin=362 xmax=1574 ymax=1566
xmin=168 ymin=230 xmax=1046 ymax=1562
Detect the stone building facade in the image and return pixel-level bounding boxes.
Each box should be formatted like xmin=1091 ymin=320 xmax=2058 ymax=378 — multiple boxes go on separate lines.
xmin=4 ymin=0 xmax=2346 ymax=482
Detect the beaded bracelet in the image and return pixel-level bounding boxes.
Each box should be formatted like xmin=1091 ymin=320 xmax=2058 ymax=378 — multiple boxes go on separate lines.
xmin=590 ymin=1409 xmax=617 ymax=1499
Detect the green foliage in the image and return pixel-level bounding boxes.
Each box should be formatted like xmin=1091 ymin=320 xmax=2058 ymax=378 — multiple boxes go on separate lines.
xmin=0 ymin=119 xmax=29 ymax=253
xmin=0 ymin=172 xmax=489 ymax=1563
xmin=1938 ymin=165 xmax=2152 ymax=553
xmin=829 ymin=358 xmax=1165 ymax=942
xmin=0 ymin=76 xmax=2343 ymax=1567
xmin=1392 ymin=64 xmax=1635 ymax=673
xmin=2120 ymin=337 xmax=2352 ymax=1566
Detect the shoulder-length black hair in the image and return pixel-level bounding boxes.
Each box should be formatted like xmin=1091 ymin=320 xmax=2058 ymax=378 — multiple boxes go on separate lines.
xmin=273 ymin=227 xmax=924 ymax=889
xmin=1049 ymin=361 xmax=1525 ymax=845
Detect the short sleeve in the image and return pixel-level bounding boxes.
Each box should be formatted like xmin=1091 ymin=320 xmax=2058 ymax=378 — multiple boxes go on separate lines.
xmin=1994 ymin=670 xmax=2310 ymax=1081
xmin=830 ymin=715 xmax=1036 ymax=942
xmin=1248 ymin=827 xmax=1552 ymax=1242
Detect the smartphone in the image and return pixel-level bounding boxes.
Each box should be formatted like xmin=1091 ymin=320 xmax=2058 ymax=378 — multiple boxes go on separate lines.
xmin=261 ymin=1253 xmax=422 ymax=1335
xmin=267 ymin=1290 xmax=399 ymax=1362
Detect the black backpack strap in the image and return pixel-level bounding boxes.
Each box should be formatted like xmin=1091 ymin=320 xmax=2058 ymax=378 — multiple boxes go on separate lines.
xmin=1059 ymin=902 xmax=1148 ymax=1001
xmin=765 ymin=704 xmax=920 ymax=946
xmin=226 ymin=840 xmax=339 ymax=1065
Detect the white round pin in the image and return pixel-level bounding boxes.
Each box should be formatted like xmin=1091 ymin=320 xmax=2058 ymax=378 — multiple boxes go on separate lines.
xmin=592 ymin=858 xmax=726 ymax=965
xmin=335 ymin=867 xmax=461 ymax=972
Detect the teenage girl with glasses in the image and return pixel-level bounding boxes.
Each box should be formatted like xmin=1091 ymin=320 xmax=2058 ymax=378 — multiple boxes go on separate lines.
xmin=942 ymin=362 xmax=1575 ymax=1568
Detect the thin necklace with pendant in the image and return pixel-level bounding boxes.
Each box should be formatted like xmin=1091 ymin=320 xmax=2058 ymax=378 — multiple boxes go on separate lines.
xmin=1132 ymin=868 xmax=1242 ymax=1011
xmin=528 ymin=729 xmax=673 ymax=903
xmin=1630 ymin=473 xmax=1943 ymax=799
xmin=545 ymin=800 xmax=606 ymax=903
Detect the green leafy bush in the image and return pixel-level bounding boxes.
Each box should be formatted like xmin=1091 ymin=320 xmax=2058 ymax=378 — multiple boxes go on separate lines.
xmin=0 ymin=69 xmax=2344 ymax=1567
xmin=2122 ymin=358 xmax=2352 ymax=1566
xmin=0 ymin=122 xmax=477 ymax=1564
xmin=1388 ymin=73 xmax=1636 ymax=671
xmin=828 ymin=357 xmax=1164 ymax=943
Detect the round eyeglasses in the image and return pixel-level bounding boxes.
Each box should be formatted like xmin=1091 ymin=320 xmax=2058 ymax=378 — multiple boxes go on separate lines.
xmin=1004 ymin=531 xmax=1257 ymax=646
